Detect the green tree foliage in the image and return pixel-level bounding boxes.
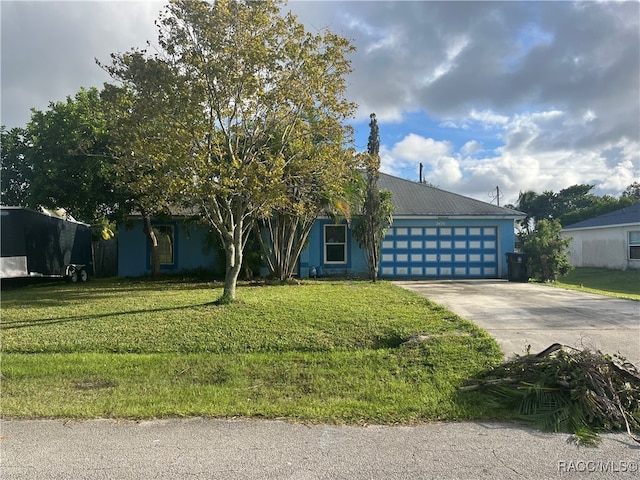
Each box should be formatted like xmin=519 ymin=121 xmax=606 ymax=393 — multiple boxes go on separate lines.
xmin=0 ymin=88 xmax=128 ymax=235
xmin=101 ymin=70 xmax=189 ymax=276
xmin=516 ymin=184 xmax=639 ymax=230
xmin=622 ymin=181 xmax=640 ymax=200
xmin=351 ymin=114 xmax=394 ymax=282
xmin=520 ymin=219 xmax=572 ymax=282
xmin=0 ymin=127 xmax=30 ymax=207
xmin=258 ymin=118 xmax=356 ymax=282
xmin=561 ymin=194 xmax=637 ymax=226
xmin=103 ymin=0 xmax=355 ymax=300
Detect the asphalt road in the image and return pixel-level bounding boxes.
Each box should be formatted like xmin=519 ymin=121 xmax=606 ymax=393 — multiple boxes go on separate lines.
xmin=394 ymin=280 xmax=640 ymax=367
xmin=2 ymin=418 xmax=639 ymax=480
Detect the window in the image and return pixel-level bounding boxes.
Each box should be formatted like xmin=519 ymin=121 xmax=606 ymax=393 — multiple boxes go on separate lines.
xmin=324 ymin=224 xmax=346 ymax=264
xmin=153 ymin=225 xmax=175 ymax=265
xmin=629 ymin=231 xmax=640 ymax=260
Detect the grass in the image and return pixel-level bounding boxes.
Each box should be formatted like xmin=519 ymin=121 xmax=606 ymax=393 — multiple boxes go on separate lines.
xmin=550 ymin=267 xmax=640 ymax=300
xmin=1 ymin=278 xmax=502 ymax=422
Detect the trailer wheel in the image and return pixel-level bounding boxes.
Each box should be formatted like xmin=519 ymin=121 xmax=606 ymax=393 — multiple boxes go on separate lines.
xmin=66 ymin=266 xmax=79 ymax=283
xmin=79 ymin=268 xmax=89 ymax=282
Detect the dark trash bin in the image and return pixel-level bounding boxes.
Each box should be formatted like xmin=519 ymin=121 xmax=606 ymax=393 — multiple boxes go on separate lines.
xmin=505 ymin=253 xmax=529 ymax=282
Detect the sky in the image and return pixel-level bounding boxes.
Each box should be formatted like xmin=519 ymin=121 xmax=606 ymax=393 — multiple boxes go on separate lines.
xmin=2 ymin=1 xmax=639 ymax=206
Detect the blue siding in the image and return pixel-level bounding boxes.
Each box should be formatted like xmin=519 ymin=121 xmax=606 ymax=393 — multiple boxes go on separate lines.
xmin=118 ymin=216 xmax=517 ymax=279
xmin=118 ymin=219 xmax=217 ymax=277
xmin=300 ymin=217 xmax=517 ymax=279
xmin=299 ymin=220 xmax=367 ymax=278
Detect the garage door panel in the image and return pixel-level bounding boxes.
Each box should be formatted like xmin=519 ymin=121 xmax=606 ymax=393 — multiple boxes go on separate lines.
xmin=380 ymin=226 xmax=498 ymax=278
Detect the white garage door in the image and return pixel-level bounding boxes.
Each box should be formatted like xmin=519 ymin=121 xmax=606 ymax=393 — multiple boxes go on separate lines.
xmin=379 ymin=226 xmax=499 ymax=278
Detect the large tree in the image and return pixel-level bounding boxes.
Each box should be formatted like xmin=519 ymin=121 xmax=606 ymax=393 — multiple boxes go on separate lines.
xmin=622 ymin=181 xmax=640 ymax=200
xmin=257 ymin=117 xmax=356 ymax=282
xmin=0 ymin=88 xmax=128 ymax=232
xmin=103 ymin=0 xmax=355 ymax=301
xmin=101 ymin=63 xmax=188 ymax=276
xmin=351 ymin=113 xmax=394 ymax=282
xmin=0 ymin=126 xmax=30 ymax=207
xmin=515 ymin=184 xmax=638 ymax=230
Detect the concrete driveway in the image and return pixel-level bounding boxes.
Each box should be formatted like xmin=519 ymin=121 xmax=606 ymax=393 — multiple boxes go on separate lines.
xmin=394 ymin=280 xmax=640 ymax=367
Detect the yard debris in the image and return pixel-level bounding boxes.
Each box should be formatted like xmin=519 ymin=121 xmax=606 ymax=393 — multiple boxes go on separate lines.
xmin=402 ymin=331 xmax=473 ymax=346
xmin=461 ymin=344 xmax=640 ymax=445
xmin=403 ymin=334 xmax=433 ymax=345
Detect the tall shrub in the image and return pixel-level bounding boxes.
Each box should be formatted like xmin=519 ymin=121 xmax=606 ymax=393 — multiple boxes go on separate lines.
xmin=521 ymin=218 xmax=572 ymax=282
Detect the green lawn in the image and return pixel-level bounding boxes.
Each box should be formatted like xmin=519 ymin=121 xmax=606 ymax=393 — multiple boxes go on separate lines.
xmin=550 ymin=267 xmax=640 ymax=300
xmin=1 ymin=279 xmax=502 ymax=422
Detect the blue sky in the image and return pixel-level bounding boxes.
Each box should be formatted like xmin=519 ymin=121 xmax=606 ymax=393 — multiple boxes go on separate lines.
xmin=2 ymin=1 xmax=639 ymax=206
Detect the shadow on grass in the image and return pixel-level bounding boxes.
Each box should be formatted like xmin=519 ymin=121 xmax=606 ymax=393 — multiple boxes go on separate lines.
xmin=0 ymin=301 xmax=221 ymax=330
xmin=0 ymin=280 xmax=223 ymax=310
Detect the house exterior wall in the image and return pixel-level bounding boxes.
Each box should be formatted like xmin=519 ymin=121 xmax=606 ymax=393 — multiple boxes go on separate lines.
xmin=118 ymin=219 xmax=218 ymax=277
xmin=299 ymin=217 xmax=518 ymax=278
xmin=298 ymin=219 xmax=367 ymax=278
xmin=562 ymin=225 xmax=640 ymax=271
xmin=118 ymin=215 xmax=519 ymax=279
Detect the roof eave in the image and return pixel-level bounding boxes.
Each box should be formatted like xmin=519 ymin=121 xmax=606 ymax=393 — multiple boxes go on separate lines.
xmin=563 ymin=221 xmax=640 ymax=232
xmin=391 ymin=214 xmax=525 ymax=220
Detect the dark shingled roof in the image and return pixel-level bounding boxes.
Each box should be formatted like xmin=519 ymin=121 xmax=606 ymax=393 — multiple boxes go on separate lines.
xmin=563 ymin=203 xmax=640 ymax=230
xmin=377 ymin=172 xmax=524 ymax=218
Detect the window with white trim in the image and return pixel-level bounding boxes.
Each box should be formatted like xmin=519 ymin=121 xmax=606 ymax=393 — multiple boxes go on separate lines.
xmin=153 ymin=225 xmax=175 ymax=265
xmin=629 ymin=231 xmax=640 ymax=260
xmin=324 ymin=224 xmax=347 ymax=264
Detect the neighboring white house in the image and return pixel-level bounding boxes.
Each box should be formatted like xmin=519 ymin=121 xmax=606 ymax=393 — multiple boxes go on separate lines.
xmin=561 ymin=204 xmax=640 ymax=271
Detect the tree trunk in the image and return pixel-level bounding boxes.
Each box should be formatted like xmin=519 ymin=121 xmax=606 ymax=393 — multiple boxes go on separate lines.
xmin=223 ymin=243 xmax=242 ymax=300
xmin=221 ymin=220 xmax=244 ymax=302
xmin=259 ymin=212 xmax=316 ymax=282
xmin=142 ymin=212 xmax=160 ymax=277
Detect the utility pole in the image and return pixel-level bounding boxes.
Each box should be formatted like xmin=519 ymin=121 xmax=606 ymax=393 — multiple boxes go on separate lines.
xmin=489 ymin=186 xmax=501 ymax=206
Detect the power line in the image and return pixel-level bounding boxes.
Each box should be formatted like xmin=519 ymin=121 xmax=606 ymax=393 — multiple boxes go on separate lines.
xmin=488 ymin=186 xmax=502 ymax=206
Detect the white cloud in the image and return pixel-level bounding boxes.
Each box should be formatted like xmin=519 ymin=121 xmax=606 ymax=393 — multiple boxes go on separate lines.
xmin=461 ymin=140 xmax=483 ymax=156
xmin=422 ymin=35 xmax=469 ymax=85
xmin=379 ymin=134 xmax=458 ymax=185
xmin=438 ymin=120 xmax=469 ymax=130
xmin=500 ymin=110 xmax=565 ymax=152
xmin=379 ymin=116 xmax=639 ymax=205
xmin=581 ymin=110 xmax=597 ymax=124
xmin=391 ymin=134 xmax=452 ymax=163
xmin=468 ymin=109 xmax=510 ymax=127
xmin=430 ymin=157 xmax=463 ymax=186
xmin=2 ymin=0 xmax=637 ymax=206
xmin=1 ymin=1 xmax=162 ymax=129
xmin=355 ymin=106 xmax=404 ymax=124
xmin=439 ymin=109 xmax=510 ymax=132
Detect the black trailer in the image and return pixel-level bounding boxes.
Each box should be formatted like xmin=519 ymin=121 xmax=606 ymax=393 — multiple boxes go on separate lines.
xmin=0 ymin=206 xmax=93 ymax=282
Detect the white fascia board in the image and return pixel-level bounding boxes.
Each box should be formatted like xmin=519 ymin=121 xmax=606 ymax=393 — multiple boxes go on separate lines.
xmin=563 ymin=222 xmax=640 ymax=232
xmin=390 ymin=215 xmax=523 ymax=221
xmin=316 ymin=214 xmax=523 ymax=221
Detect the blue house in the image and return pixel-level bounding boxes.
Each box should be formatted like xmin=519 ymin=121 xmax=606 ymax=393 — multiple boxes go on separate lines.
xmin=118 ymin=214 xmax=219 ymax=277
xmin=301 ymin=173 xmax=524 ymax=279
xmin=118 ymin=173 xmax=524 ymax=279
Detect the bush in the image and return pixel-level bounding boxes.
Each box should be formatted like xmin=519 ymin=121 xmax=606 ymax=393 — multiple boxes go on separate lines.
xmin=521 ymin=218 xmax=572 ymax=282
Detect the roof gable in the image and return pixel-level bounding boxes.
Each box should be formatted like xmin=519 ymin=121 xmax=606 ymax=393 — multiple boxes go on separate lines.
xmin=377 ymin=173 xmax=524 ymax=217
xmin=563 ymin=203 xmax=640 ymax=230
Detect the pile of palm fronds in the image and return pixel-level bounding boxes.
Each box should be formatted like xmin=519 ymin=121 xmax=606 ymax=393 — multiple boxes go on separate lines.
xmin=461 ymin=344 xmax=640 ymax=445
